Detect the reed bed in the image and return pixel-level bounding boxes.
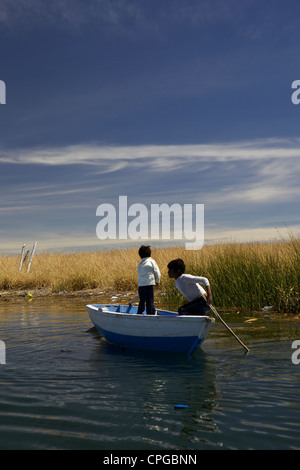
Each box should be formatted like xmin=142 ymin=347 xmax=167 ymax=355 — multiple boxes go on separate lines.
xmin=0 ymin=237 xmax=299 ymax=313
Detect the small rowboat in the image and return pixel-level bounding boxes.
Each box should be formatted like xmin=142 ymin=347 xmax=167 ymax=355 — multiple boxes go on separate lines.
xmin=86 ymin=304 xmax=215 ymax=354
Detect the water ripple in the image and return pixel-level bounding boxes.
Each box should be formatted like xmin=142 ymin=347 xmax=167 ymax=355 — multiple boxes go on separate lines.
xmin=0 ymin=300 xmax=300 ymax=449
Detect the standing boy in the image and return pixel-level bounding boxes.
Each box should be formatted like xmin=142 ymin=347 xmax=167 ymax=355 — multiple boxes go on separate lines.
xmin=137 ymin=245 xmax=161 ymax=315
xmin=167 ymin=258 xmax=212 ymax=315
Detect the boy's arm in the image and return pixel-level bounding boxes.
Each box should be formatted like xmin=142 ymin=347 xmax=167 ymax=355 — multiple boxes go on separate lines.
xmin=185 ymin=274 xmax=212 ymax=304
xmin=185 ymin=274 xmax=210 ymax=287
xmin=152 ymin=260 xmax=161 ymax=285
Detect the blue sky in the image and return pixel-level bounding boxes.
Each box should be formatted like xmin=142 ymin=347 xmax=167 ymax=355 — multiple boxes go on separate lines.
xmin=0 ymin=0 xmax=300 ymax=254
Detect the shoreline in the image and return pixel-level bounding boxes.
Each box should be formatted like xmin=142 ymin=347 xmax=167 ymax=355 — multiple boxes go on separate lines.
xmin=0 ymin=287 xmax=137 ymax=301
xmin=1 ymin=287 xmax=299 ymax=320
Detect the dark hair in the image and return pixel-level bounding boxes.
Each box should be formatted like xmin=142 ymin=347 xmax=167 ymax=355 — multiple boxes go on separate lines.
xmin=167 ymin=258 xmax=186 ymax=275
xmin=138 ymin=245 xmax=151 ymax=258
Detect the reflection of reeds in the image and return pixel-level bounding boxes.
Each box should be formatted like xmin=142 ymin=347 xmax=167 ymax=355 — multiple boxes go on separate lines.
xmin=0 ymin=237 xmax=299 ymax=313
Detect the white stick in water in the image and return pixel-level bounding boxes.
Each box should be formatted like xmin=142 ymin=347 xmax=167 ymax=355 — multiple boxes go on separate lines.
xmin=27 ymin=241 xmax=37 ymax=273
xmin=19 ymin=243 xmax=26 ymax=271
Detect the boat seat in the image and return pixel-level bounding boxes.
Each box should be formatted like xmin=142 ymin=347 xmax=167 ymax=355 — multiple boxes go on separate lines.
xmin=98 ymin=307 xmax=110 ymax=312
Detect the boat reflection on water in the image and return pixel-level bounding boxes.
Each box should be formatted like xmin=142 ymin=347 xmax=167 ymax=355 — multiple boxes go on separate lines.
xmin=88 ymin=333 xmax=218 ymax=449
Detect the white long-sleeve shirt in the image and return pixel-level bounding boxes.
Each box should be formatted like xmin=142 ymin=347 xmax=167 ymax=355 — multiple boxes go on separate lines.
xmin=138 ymin=257 xmax=161 ymax=286
xmin=175 ymin=274 xmax=210 ymax=301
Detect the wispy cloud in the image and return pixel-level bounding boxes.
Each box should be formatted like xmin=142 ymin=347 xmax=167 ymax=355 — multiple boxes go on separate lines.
xmin=1 ymin=137 xmax=299 ymax=253
xmin=1 ymin=138 xmax=299 ymax=214
xmin=0 ymin=0 xmax=145 ymax=31
xmin=2 ymin=223 xmax=299 ymax=255
xmin=208 ymin=184 xmax=300 ymax=206
xmin=0 ymin=0 xmax=288 ymax=41
xmin=2 ymin=138 xmax=300 ymax=166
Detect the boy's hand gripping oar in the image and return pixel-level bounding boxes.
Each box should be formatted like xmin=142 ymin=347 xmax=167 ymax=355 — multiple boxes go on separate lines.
xmin=201 ymin=294 xmax=250 ymax=354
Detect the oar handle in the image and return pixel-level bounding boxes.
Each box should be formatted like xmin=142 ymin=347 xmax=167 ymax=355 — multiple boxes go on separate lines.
xmin=129 ymin=294 xmax=139 ymax=306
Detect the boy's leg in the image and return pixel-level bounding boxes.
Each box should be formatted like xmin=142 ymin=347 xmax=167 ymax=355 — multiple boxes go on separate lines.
xmin=145 ymin=285 xmax=155 ymax=315
xmin=137 ymin=286 xmax=146 ymax=314
xmin=178 ymin=297 xmax=210 ymax=316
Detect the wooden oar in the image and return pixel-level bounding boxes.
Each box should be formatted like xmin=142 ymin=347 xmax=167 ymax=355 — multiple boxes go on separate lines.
xmin=201 ymin=294 xmax=250 ymax=354
xmin=128 ymin=294 xmax=159 ymax=315
xmin=128 ymin=294 xmax=139 ymax=306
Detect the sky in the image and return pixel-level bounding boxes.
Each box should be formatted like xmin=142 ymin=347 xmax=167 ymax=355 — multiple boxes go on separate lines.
xmin=0 ymin=0 xmax=300 ymax=254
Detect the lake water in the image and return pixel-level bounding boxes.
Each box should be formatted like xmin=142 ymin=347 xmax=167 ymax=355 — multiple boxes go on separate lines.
xmin=0 ymin=297 xmax=299 ymax=451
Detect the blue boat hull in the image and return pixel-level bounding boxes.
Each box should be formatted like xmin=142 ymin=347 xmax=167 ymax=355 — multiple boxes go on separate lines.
xmin=86 ymin=304 xmax=214 ymax=354
xmin=95 ymin=327 xmax=203 ymax=354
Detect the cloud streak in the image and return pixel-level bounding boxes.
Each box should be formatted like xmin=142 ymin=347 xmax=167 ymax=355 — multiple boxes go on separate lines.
xmin=1 ymin=137 xmax=299 ymax=253
xmin=1 ymin=138 xmax=299 ymax=213
xmin=2 ymin=138 xmax=300 ymax=166
xmin=0 ymin=0 xmax=253 ymax=32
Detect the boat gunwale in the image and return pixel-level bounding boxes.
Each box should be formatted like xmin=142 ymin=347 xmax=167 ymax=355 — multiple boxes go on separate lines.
xmin=86 ymin=304 xmax=215 ymax=323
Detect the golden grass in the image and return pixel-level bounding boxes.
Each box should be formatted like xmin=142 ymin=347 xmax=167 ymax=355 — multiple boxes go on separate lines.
xmin=0 ymin=246 xmax=185 ymax=293
xmin=0 ymin=237 xmax=299 ymax=312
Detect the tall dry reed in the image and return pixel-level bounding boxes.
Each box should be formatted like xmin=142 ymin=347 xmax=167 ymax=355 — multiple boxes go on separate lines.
xmin=0 ymin=238 xmax=299 ymax=313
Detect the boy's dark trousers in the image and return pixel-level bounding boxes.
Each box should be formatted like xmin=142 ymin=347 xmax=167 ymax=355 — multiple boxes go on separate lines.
xmin=178 ymin=296 xmax=211 ymax=316
xmin=137 ymin=285 xmax=155 ymax=315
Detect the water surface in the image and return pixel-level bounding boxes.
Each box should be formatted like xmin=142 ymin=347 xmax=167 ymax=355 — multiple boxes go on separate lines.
xmin=0 ymin=297 xmax=299 ymax=450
